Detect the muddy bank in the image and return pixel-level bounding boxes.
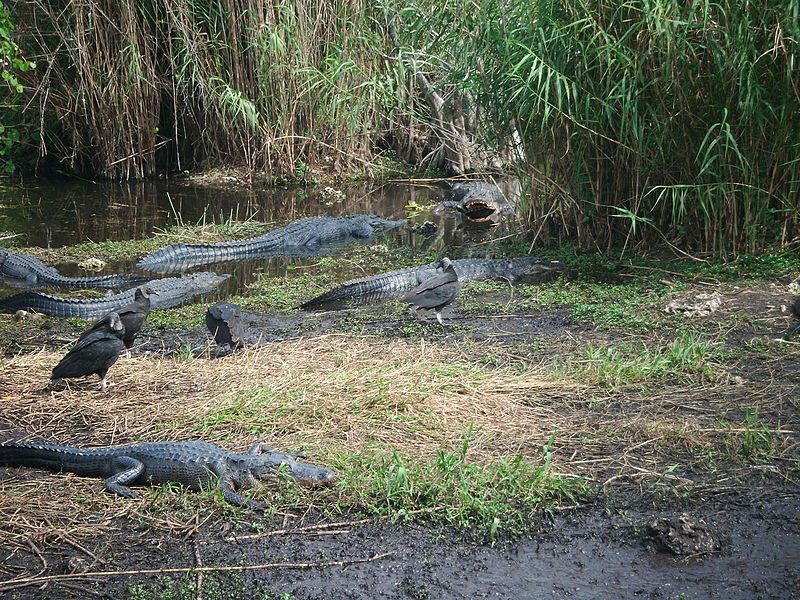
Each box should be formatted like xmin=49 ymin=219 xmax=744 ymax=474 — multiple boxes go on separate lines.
xmin=2 ymin=491 xmax=797 ymax=599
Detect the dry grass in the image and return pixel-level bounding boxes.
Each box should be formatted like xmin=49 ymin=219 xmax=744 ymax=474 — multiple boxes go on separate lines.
xmin=1 ymin=332 xmax=798 ymax=554
xmin=0 ymin=336 xmax=577 ymax=461
xmin=2 ymin=334 xmax=796 ymax=477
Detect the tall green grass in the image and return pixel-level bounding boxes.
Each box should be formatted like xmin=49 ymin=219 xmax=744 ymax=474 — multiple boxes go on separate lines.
xmin=392 ymin=0 xmax=799 ymax=253
xmin=7 ymin=0 xmax=798 ymax=251
xmin=14 ymin=0 xmax=400 ymax=179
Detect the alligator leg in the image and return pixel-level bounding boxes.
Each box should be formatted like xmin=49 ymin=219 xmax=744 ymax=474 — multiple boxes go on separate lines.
xmin=246 ymin=443 xmax=276 ymax=455
xmin=103 ymin=456 xmax=145 ymax=498
xmin=246 ymin=443 xmax=306 ymax=459
xmin=217 ymin=479 xmax=266 ymax=510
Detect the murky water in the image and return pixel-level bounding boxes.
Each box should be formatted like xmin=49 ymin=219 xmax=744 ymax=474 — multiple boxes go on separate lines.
xmin=0 ymin=177 xmax=527 ymax=302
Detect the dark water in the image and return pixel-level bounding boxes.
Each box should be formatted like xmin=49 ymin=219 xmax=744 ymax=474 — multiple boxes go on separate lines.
xmin=0 ymin=177 xmax=526 ymax=301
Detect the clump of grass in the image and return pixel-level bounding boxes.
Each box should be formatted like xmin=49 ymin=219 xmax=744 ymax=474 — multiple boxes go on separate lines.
xmin=146 ymin=304 xmax=207 ymax=330
xmin=338 ymin=431 xmax=585 ymax=540
xmin=728 ymin=407 xmax=777 ymax=462
xmin=565 ymin=333 xmax=720 ymax=391
xmin=518 ymin=280 xmax=677 ymax=333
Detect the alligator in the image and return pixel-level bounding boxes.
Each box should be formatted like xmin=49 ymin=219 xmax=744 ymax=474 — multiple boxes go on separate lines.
xmin=0 ymin=440 xmax=337 ymax=510
xmin=0 ymin=248 xmax=150 ymax=289
xmin=298 ymin=256 xmax=566 ymax=309
xmin=136 ymin=215 xmax=407 ymax=273
xmin=432 ymin=181 xmax=516 ymax=223
xmin=0 ymin=272 xmax=230 ymax=318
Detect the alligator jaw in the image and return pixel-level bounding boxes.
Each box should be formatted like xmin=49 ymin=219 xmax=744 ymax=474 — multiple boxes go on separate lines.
xmin=528 ymin=260 xmax=567 ymax=273
xmin=458 ymin=200 xmax=500 ymax=221
xmin=234 ymin=451 xmax=338 ymax=488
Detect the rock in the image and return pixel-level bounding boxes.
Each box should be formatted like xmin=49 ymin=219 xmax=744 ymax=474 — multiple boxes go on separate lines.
xmin=644 ymin=513 xmax=722 ymax=556
xmin=78 ymin=257 xmax=106 ymax=271
xmin=664 ymin=293 xmax=722 ymax=317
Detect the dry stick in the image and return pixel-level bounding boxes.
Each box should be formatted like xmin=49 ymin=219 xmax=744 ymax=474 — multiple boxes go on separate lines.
xmin=221 ymin=507 xmax=444 ymax=543
xmin=0 ymin=552 xmax=395 ymax=591
xmin=193 ymin=538 xmax=204 ymax=600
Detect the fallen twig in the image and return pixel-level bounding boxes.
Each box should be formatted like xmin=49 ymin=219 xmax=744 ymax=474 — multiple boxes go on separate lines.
xmin=220 ymin=507 xmax=443 ymax=543
xmin=0 ymin=552 xmax=395 ymax=592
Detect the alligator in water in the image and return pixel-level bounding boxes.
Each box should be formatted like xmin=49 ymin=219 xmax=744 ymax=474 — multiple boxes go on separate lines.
xmin=136 ymin=215 xmax=407 ymax=274
xmin=0 ymin=248 xmax=149 ymax=289
xmin=298 ymin=256 xmax=565 ymax=309
xmin=432 ymin=181 xmax=516 ymax=224
xmin=0 ymin=272 xmax=230 ymax=318
xmin=0 ymin=440 xmax=337 ymax=510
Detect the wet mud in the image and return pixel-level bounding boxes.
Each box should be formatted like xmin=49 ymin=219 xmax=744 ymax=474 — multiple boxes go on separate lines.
xmin=2 ymin=493 xmax=797 ymax=599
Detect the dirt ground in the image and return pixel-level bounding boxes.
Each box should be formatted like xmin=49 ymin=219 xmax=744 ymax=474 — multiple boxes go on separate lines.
xmin=0 ymin=281 xmax=798 ymax=600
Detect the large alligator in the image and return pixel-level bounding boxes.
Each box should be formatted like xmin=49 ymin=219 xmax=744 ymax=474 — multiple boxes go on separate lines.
xmin=0 ymin=248 xmax=149 ymax=289
xmin=432 ymin=181 xmax=516 ymax=223
xmin=0 ymin=272 xmax=229 ymax=318
xmin=0 ymin=440 xmax=336 ymax=510
xmin=137 ymin=215 xmax=407 ymax=273
xmin=298 ymin=256 xmax=565 ymax=309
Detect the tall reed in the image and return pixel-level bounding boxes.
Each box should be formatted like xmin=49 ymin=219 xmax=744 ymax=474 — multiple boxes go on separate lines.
xmin=8 ymin=0 xmax=799 ymax=252
xmin=14 ymin=0 xmax=399 ymax=179
xmin=393 ymin=0 xmax=800 ymax=253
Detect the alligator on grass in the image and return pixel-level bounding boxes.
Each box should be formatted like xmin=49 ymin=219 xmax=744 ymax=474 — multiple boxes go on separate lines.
xmin=0 ymin=440 xmax=337 ymax=510
xmin=0 ymin=248 xmax=150 ymax=289
xmin=298 ymin=256 xmax=565 ymax=309
xmin=432 ymin=181 xmax=516 ymax=224
xmin=0 ymin=272 xmax=230 ymax=318
xmin=137 ymin=215 xmax=407 ymax=273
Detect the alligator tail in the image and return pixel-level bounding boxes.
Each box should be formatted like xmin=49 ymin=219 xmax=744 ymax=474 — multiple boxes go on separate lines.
xmin=0 ymin=442 xmax=110 ymax=476
xmin=0 ymin=291 xmax=124 ymax=318
xmin=45 ymin=273 xmax=151 ymax=289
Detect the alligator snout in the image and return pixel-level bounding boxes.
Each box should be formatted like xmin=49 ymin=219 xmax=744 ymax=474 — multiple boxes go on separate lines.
xmin=281 ymin=458 xmax=338 ymax=486
xmin=296 ymin=465 xmax=338 ymax=486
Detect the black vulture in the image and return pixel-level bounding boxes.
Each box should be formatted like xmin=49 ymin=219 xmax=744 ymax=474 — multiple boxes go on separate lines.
xmin=206 ymin=302 xmax=245 ymax=349
xmin=400 ymin=257 xmax=461 ymax=325
xmin=51 ymin=312 xmax=126 ymax=392
xmin=79 ymin=285 xmax=158 ymax=355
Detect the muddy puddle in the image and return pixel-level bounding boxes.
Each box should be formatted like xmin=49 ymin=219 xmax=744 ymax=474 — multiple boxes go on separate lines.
xmin=220 ymin=499 xmax=798 ymax=600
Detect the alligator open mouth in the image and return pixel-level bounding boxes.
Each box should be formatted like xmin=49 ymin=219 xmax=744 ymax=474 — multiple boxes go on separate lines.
xmin=460 ymin=200 xmax=500 ymax=221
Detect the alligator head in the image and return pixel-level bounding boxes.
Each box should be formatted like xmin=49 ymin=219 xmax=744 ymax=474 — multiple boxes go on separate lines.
xmin=526 ymin=258 xmax=567 ymax=273
xmin=363 ymin=215 xmax=407 ymax=233
xmin=229 ymin=450 xmax=337 ymax=488
xmin=514 ymin=257 xmax=567 ymax=282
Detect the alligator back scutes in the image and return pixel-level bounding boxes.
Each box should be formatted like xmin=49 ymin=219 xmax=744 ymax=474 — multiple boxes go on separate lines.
xmin=137 ymin=215 xmax=406 ymax=272
xmin=0 ymin=272 xmax=230 ymax=318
